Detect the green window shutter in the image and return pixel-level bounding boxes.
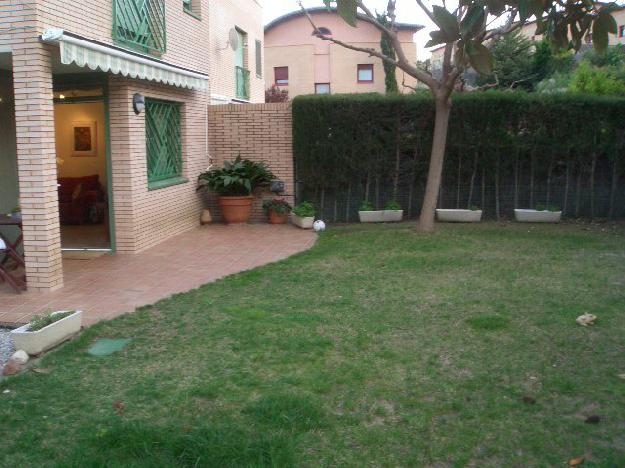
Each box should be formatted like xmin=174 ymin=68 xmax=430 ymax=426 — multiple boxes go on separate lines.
xmin=255 ymin=40 xmax=262 ymax=77
xmin=113 ymin=0 xmax=166 ymax=55
xmin=146 ymin=99 xmax=182 ymax=186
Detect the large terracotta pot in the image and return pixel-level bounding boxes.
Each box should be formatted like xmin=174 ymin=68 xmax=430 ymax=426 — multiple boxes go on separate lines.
xmin=218 ymin=195 xmax=254 ymax=224
xmin=268 ymin=209 xmax=289 ymax=224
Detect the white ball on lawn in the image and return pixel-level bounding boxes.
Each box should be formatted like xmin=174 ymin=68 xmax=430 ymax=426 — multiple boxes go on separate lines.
xmin=313 ymin=220 xmax=326 ymax=232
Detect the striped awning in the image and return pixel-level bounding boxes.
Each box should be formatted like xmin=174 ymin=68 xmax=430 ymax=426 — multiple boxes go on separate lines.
xmin=41 ymin=28 xmax=208 ymax=91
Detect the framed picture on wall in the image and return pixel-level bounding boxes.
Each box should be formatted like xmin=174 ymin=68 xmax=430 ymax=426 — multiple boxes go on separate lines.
xmin=71 ymin=121 xmax=97 ymax=157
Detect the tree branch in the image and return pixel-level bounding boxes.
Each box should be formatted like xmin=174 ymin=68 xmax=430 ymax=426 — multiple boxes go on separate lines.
xmin=415 ymin=0 xmax=436 ymax=24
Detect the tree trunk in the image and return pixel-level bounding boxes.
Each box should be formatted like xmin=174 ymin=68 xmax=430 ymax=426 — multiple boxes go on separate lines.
xmin=393 ymin=117 xmax=401 ymax=201
xmin=546 ymin=153 xmax=554 ymax=205
xmin=590 ymin=152 xmax=597 ymax=220
xmin=481 ymin=167 xmax=486 ymax=216
xmin=563 ymin=160 xmax=570 ymax=217
xmin=345 ymin=182 xmax=352 ymax=223
xmin=467 ymin=149 xmax=478 ymax=209
xmin=495 ymin=157 xmax=501 ymax=221
xmin=609 ymin=158 xmax=618 ymax=219
xmin=456 ymin=153 xmax=462 ymax=209
xmin=575 ymin=161 xmax=582 ymax=218
xmin=514 ymin=148 xmax=519 ymax=209
xmin=529 ymin=149 xmax=535 ymax=208
xmin=417 ymin=98 xmax=452 ymax=232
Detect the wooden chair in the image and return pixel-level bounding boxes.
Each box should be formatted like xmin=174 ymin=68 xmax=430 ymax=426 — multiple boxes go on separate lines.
xmin=0 ymin=237 xmax=25 ymax=293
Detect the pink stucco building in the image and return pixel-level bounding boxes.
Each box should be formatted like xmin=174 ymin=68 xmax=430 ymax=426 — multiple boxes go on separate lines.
xmin=264 ymin=8 xmax=422 ymax=98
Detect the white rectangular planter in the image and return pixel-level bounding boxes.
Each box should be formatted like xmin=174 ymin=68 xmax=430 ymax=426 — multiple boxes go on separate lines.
xmin=290 ymin=214 xmax=315 ymax=229
xmin=11 ymin=310 xmax=82 ymax=356
xmin=359 ymin=210 xmax=403 ymax=223
xmin=514 ymin=209 xmax=562 ymax=223
xmin=359 ymin=210 xmax=385 ymax=223
xmin=436 ymin=209 xmax=482 ymax=223
xmin=383 ymin=210 xmax=403 ymax=222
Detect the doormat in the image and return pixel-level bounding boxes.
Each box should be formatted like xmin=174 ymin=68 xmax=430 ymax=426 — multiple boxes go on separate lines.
xmin=87 ymin=338 xmax=132 ymax=356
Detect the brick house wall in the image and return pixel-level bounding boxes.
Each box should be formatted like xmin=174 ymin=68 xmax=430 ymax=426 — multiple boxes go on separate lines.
xmin=206 ymin=103 xmax=293 ymax=222
xmin=0 ymin=0 xmax=263 ymax=290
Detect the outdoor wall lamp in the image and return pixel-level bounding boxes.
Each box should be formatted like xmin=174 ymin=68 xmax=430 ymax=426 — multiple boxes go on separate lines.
xmin=133 ymin=93 xmax=145 ymax=115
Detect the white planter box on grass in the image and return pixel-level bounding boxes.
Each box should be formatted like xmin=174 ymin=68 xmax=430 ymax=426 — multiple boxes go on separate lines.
xmin=436 ymin=209 xmax=482 ymax=223
xmin=359 ymin=210 xmax=404 ymax=223
xmin=514 ymin=209 xmax=562 ymax=223
xmin=290 ymin=214 xmax=315 ymax=229
xmin=11 ymin=310 xmax=82 ymax=356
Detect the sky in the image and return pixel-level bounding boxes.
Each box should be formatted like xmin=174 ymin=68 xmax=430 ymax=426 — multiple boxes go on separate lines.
xmin=261 ymin=0 xmax=438 ymax=57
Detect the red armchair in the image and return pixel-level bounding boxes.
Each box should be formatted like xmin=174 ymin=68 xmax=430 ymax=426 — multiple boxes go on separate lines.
xmin=58 ymin=175 xmax=105 ymax=225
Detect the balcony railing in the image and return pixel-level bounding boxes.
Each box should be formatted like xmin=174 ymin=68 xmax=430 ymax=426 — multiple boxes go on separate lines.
xmin=235 ymin=66 xmax=250 ymax=100
xmin=113 ymin=0 xmax=166 ymax=55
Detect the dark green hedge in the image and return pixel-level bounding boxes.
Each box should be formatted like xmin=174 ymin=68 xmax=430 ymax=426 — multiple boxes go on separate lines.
xmin=292 ymin=92 xmax=625 ymax=220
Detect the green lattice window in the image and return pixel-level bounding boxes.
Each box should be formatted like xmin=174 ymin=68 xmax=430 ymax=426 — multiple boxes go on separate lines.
xmin=146 ymin=99 xmax=183 ymax=188
xmin=113 ymin=0 xmax=166 ymax=55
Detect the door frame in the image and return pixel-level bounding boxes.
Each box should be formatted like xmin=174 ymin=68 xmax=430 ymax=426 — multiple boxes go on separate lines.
xmin=52 ymin=73 xmax=116 ymax=252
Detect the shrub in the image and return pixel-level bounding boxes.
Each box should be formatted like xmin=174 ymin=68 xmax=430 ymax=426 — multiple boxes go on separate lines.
xmin=384 ymin=200 xmax=401 ymax=210
xmin=262 ymin=198 xmax=292 ymax=214
xmin=569 ymin=62 xmax=625 ymax=96
xmin=292 ymin=202 xmax=315 ymax=218
xmin=359 ymin=201 xmax=375 ymax=211
xmin=28 ymin=311 xmax=75 ymax=332
xmin=198 ymin=156 xmax=275 ymax=196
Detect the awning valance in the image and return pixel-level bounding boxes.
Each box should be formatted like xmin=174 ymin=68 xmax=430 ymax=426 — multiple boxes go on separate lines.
xmin=41 ymin=28 xmax=208 ymax=91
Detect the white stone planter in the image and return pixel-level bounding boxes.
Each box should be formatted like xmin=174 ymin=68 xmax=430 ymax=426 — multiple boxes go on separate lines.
xmin=359 ymin=210 xmax=403 ymax=223
xmin=514 ymin=209 xmax=562 ymax=223
xmin=290 ymin=214 xmax=315 ymax=229
xmin=436 ymin=209 xmax=482 ymax=223
xmin=11 ymin=310 xmax=82 ymax=356
xmin=383 ymin=210 xmax=403 ymax=222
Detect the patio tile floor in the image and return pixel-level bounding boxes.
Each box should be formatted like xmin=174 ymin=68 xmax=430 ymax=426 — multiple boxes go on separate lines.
xmin=0 ymin=224 xmax=316 ymax=327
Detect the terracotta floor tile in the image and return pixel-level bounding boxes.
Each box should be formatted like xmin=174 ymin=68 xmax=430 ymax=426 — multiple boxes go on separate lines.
xmin=0 ymin=224 xmax=316 ymax=327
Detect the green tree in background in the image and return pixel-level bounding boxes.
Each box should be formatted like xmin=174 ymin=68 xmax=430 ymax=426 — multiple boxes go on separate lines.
xmin=570 ymin=61 xmax=625 ymax=95
xmin=378 ymin=14 xmax=399 ymax=94
xmin=476 ymin=30 xmax=535 ymax=89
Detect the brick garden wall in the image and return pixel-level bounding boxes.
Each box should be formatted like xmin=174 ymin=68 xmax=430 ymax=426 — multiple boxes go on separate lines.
xmin=206 ymin=103 xmax=293 ymax=222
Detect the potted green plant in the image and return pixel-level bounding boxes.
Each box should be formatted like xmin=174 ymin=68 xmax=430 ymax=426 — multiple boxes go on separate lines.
xmin=515 ymin=204 xmax=562 ymax=223
xmin=263 ymin=198 xmax=292 ymax=224
xmin=359 ymin=201 xmax=403 ymax=223
xmin=11 ymin=310 xmax=82 ymax=356
xmin=198 ymin=156 xmax=275 ymax=224
xmin=290 ymin=201 xmax=315 ymax=228
xmin=436 ymin=205 xmax=482 ymax=222
xmin=383 ymin=200 xmax=403 ymax=222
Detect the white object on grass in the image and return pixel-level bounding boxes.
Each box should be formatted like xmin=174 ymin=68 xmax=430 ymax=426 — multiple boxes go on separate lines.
xmin=313 ymin=220 xmax=326 ymax=232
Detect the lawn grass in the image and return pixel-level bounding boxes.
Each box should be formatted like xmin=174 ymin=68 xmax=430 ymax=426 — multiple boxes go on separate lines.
xmin=1 ymin=222 xmax=624 ymax=467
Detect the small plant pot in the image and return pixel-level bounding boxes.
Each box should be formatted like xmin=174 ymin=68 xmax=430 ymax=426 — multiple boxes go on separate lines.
xmin=290 ymin=214 xmax=315 ymax=229
xmin=218 ymin=196 xmax=254 ymax=224
xmin=11 ymin=310 xmax=82 ymax=356
xmin=383 ymin=210 xmax=403 ymax=222
xmin=436 ymin=209 xmax=482 ymax=223
xmin=358 ymin=210 xmax=385 ymax=223
xmin=514 ymin=209 xmax=562 ymax=223
xmin=268 ymin=210 xmax=289 ymax=224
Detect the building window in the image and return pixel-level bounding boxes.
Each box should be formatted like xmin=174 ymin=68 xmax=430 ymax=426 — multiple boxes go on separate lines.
xmin=620 ymin=25 xmax=625 ymax=38
xmin=315 ymin=83 xmax=331 ymax=94
xmin=113 ymin=0 xmax=166 ymax=55
xmin=275 ymin=67 xmax=289 ymax=85
xmin=183 ymin=0 xmax=200 ymax=18
xmin=357 ymin=64 xmax=374 ymax=83
xmin=235 ymin=29 xmax=250 ymax=100
xmin=255 ymin=40 xmax=262 ymax=77
xmin=313 ymin=27 xmax=332 ymax=37
xmin=145 ymin=99 xmax=183 ymax=189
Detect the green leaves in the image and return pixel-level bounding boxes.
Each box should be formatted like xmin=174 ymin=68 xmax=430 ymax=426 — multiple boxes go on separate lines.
xmin=466 ymin=41 xmax=494 ymax=75
xmin=325 ymin=0 xmax=358 ymax=27
xmin=592 ymin=10 xmax=618 ymax=54
xmin=460 ymin=6 xmax=485 ymax=39
xmin=433 ymin=5 xmax=460 ymax=39
xmin=198 ymin=156 xmax=275 ymax=196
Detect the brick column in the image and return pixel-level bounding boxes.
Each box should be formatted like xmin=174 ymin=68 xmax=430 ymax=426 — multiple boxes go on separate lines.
xmin=12 ymin=43 xmax=63 ymax=291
